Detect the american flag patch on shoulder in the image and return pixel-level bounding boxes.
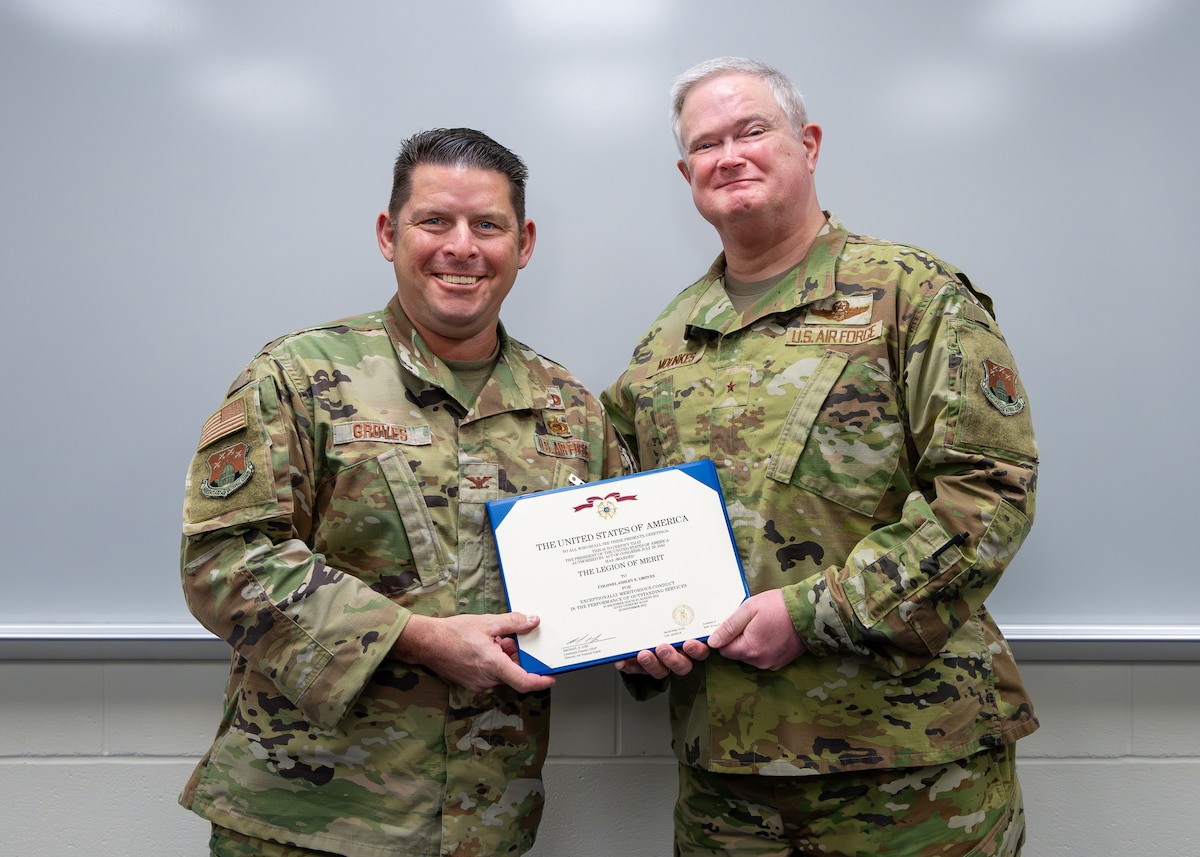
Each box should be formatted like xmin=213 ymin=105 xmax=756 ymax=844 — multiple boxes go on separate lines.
xmin=198 ymin=398 xmax=247 ymax=449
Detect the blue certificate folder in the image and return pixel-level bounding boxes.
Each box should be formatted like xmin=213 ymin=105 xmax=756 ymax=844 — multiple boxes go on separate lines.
xmin=486 ymin=458 xmax=749 ymax=675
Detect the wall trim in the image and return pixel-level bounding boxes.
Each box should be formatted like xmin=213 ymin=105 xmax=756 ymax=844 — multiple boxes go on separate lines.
xmin=2 ymin=623 xmax=1199 ymax=662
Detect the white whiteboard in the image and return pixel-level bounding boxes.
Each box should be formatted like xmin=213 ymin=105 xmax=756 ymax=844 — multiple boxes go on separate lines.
xmin=2 ymin=0 xmax=1196 ymax=635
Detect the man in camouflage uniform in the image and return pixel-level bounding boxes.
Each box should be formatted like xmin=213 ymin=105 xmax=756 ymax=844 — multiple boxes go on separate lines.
xmin=603 ymin=58 xmax=1039 ymax=855
xmin=180 ymin=128 xmax=628 ymax=857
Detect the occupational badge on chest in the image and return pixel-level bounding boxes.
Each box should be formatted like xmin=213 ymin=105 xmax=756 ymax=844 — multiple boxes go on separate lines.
xmin=200 ymin=442 xmax=254 ymax=498
xmin=544 ymin=415 xmax=572 ymax=437
xmin=536 ymin=409 xmax=588 ymax=458
xmin=804 ymin=295 xmax=873 ymax=324
xmin=791 ymin=295 xmax=882 ymax=345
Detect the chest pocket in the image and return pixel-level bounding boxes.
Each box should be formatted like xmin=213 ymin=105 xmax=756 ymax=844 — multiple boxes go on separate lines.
xmin=766 ymin=349 xmax=904 ymax=517
xmin=375 ymin=448 xmax=449 ymax=589
xmin=309 ymin=445 xmax=448 ymax=601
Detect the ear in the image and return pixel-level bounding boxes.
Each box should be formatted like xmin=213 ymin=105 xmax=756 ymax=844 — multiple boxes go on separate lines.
xmin=376 ymin=211 xmax=396 ymax=261
xmin=801 ymin=123 xmax=823 ymax=172
xmin=676 ymin=158 xmax=693 ymax=185
xmin=517 ymin=219 xmax=537 ymax=269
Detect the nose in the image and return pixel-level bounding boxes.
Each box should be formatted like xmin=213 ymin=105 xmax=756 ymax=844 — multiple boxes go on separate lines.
xmin=716 ymin=138 xmax=746 ymax=169
xmin=442 ymin=222 xmax=478 ymax=258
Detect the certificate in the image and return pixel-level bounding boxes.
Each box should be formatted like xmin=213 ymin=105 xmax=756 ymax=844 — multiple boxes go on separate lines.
xmin=486 ymin=459 xmax=748 ymax=675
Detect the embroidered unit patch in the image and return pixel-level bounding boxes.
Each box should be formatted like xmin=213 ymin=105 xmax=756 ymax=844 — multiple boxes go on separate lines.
xmin=980 ymin=359 xmax=1025 ymax=416
xmin=200 ymin=442 xmax=254 ymax=498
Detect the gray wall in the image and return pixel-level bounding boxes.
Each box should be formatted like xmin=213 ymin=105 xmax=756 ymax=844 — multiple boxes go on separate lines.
xmin=1 ymin=0 xmax=1197 ymax=632
xmin=3 ymin=658 xmax=1199 ymax=855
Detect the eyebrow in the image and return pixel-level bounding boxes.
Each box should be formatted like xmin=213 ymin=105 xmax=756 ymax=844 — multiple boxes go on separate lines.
xmin=686 ymin=112 xmax=777 ymax=147
xmin=406 ymin=207 xmax=512 ymax=224
xmin=739 ymin=112 xmax=774 ymax=125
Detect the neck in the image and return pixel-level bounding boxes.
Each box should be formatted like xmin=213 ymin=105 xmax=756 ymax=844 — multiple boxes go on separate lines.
xmin=420 ymin=327 xmax=501 ymax=363
xmin=719 ymin=206 xmax=826 ymax=282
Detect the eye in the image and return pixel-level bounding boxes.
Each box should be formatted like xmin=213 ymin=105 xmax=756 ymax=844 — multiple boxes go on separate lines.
xmin=477 ymin=221 xmax=497 ymax=230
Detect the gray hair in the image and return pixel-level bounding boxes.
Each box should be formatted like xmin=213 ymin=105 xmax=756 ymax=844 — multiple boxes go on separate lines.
xmin=670 ymin=57 xmax=808 ymax=158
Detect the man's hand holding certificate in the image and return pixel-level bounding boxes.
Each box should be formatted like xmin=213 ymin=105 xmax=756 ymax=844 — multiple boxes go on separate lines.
xmin=486 ymin=459 xmax=748 ymax=674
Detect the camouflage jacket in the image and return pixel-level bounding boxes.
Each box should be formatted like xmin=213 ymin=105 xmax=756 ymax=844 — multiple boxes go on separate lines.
xmin=602 ymin=215 xmax=1039 ymax=776
xmin=180 ymin=296 xmax=627 ymax=857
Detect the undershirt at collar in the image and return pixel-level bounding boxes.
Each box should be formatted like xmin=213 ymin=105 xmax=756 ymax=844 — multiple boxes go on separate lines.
xmin=443 ymin=343 xmax=500 ymax=404
xmin=724 ymin=264 xmax=799 ymax=314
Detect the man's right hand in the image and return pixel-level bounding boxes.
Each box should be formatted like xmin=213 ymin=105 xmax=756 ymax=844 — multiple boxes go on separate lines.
xmin=391 ymin=612 xmax=555 ymax=693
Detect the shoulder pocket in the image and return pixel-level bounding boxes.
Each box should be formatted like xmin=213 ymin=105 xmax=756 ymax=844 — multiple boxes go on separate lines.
xmin=183 ymin=379 xmax=283 ymax=536
xmin=950 ymin=304 xmax=1038 ymax=465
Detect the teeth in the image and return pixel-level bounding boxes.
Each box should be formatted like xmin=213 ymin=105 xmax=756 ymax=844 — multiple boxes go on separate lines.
xmin=441 ymin=274 xmax=479 ymax=285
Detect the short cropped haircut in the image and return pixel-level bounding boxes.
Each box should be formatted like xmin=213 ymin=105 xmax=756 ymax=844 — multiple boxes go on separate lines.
xmin=387 ymin=128 xmax=529 ymax=226
xmin=670 ymin=57 xmax=809 ymax=159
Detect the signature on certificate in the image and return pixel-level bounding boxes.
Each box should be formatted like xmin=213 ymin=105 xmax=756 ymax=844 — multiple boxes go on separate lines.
xmin=563 ymin=633 xmax=615 ymax=647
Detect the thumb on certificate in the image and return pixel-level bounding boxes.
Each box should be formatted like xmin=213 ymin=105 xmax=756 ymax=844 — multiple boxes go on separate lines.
xmin=705 ymin=604 xmax=753 ymax=650
xmin=494 ymin=612 xmax=541 ymax=637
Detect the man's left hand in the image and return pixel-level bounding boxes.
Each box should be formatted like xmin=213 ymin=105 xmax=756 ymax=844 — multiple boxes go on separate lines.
xmin=705 ymin=589 xmax=806 ymax=671
xmin=615 ymin=639 xmax=711 ymax=679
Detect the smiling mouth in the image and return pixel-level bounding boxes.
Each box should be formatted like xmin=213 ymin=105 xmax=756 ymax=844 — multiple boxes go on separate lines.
xmin=439 ymin=274 xmax=482 ymax=285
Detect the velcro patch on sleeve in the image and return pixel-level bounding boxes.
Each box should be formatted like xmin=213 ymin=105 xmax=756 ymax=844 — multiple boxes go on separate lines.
xmin=183 ymin=382 xmax=280 ymax=534
xmin=953 ymin=316 xmax=1038 ymax=464
xmin=197 ymin=398 xmax=248 ymax=449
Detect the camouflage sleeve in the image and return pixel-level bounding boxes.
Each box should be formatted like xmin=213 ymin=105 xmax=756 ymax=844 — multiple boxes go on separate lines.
xmin=599 ymin=375 xmax=639 ymax=464
xmin=585 ymin=386 xmax=636 ymax=482
xmin=181 ymin=356 xmax=407 ymax=728
xmin=785 ymin=280 xmax=1038 ymax=674
xmin=601 ymin=416 xmax=638 ymax=481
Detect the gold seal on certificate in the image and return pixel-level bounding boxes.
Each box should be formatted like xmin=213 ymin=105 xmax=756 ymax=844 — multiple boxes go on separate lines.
xmin=486 ymin=459 xmax=748 ymax=674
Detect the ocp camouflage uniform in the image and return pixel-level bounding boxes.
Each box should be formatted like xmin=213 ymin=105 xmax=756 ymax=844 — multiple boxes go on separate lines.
xmin=180 ymin=296 xmax=628 ymax=857
xmin=602 ymin=215 xmax=1038 ymax=843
